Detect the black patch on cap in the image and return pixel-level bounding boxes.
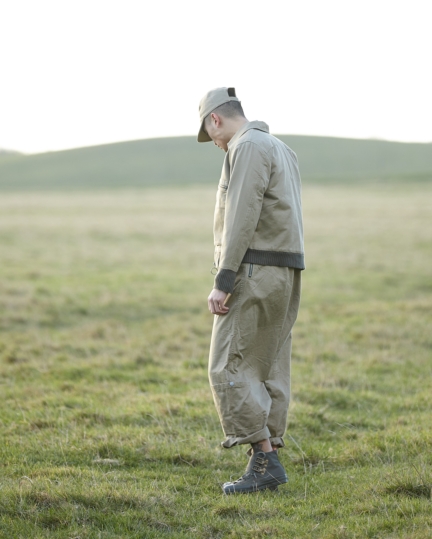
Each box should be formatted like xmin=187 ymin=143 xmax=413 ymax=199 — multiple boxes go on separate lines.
xmin=227 ymin=88 xmax=236 ymax=97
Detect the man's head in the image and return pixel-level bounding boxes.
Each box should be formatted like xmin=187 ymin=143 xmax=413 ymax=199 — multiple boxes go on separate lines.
xmin=198 ymin=87 xmax=247 ymax=151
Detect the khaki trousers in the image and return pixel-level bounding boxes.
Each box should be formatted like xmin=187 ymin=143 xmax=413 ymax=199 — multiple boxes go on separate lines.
xmin=209 ymin=263 xmax=301 ymax=448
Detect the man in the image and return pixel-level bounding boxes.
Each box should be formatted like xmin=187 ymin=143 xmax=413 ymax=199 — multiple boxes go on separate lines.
xmin=197 ymin=87 xmax=304 ymax=494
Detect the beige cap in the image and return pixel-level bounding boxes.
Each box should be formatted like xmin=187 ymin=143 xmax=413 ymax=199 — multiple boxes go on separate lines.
xmin=197 ymin=87 xmax=240 ymax=143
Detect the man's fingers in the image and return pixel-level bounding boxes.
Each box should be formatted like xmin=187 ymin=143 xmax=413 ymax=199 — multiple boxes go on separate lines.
xmin=214 ymin=301 xmax=229 ymax=315
xmin=208 ymin=290 xmax=230 ymax=315
xmin=209 ymin=300 xmax=229 ymax=315
xmin=215 ymin=301 xmax=224 ymax=314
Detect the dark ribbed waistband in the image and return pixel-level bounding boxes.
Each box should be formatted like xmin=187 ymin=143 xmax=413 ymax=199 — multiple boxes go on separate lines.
xmin=242 ymin=248 xmax=305 ymax=270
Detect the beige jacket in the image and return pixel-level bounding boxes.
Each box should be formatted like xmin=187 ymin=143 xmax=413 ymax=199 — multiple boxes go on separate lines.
xmin=214 ymin=121 xmax=305 ymax=293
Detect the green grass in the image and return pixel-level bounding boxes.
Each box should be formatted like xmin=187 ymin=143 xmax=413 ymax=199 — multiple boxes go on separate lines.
xmin=0 ymin=183 xmax=432 ymax=538
xmin=0 ymin=135 xmax=431 ymax=190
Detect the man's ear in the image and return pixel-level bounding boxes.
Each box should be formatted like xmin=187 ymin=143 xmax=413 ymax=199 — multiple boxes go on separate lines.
xmin=210 ymin=112 xmax=222 ymax=127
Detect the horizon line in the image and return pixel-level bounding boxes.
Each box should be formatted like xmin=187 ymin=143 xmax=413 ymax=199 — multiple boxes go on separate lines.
xmin=2 ymin=133 xmax=432 ymax=156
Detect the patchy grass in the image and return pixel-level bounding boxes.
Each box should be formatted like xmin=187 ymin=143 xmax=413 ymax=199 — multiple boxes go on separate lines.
xmin=0 ymin=184 xmax=431 ymax=538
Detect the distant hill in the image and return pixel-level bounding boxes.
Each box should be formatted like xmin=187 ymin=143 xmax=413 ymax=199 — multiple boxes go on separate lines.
xmin=0 ymin=135 xmax=431 ymax=190
xmin=0 ymin=149 xmax=21 ymax=160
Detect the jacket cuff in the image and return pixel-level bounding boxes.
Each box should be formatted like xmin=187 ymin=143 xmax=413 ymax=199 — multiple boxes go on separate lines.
xmin=214 ymin=269 xmax=237 ymax=294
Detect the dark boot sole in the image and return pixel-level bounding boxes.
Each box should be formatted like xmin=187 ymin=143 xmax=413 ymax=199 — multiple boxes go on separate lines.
xmin=224 ymin=485 xmax=279 ymax=495
xmin=222 ymin=476 xmax=287 ymax=495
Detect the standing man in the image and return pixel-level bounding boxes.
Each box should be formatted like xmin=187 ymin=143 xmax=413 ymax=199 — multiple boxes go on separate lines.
xmin=197 ymin=87 xmax=305 ymax=494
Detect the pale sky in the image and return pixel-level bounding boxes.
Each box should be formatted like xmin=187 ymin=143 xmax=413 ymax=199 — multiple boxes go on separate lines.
xmin=1 ymin=0 xmax=431 ymax=154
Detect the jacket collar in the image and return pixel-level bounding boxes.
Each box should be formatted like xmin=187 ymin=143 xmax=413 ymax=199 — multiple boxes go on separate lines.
xmin=228 ymin=120 xmax=269 ymax=150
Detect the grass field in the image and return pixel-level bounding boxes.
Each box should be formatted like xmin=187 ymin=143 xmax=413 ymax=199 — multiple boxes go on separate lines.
xmin=0 ymin=182 xmax=432 ymax=538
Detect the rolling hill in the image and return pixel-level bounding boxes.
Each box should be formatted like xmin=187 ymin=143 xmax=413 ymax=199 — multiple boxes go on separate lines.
xmin=0 ymin=135 xmax=431 ymax=190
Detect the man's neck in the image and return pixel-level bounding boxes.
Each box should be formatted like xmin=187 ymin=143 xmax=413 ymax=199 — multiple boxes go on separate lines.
xmin=226 ymin=117 xmax=249 ymax=144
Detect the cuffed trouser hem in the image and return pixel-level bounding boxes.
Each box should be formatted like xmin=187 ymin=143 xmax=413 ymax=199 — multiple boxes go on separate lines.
xmin=221 ymin=427 xmax=271 ymax=448
xmin=269 ymin=437 xmax=285 ymax=448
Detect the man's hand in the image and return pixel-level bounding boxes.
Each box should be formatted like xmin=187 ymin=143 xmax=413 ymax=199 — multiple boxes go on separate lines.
xmin=208 ymin=288 xmax=230 ymax=315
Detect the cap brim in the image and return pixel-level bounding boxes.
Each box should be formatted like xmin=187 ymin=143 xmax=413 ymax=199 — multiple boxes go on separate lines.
xmin=197 ymin=119 xmax=212 ymax=143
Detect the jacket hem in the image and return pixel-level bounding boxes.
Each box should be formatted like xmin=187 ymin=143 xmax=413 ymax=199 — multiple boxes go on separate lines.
xmin=242 ymin=248 xmax=305 ymax=269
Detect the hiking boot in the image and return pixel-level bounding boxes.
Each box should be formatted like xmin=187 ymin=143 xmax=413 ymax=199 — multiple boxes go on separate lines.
xmin=222 ymin=450 xmax=288 ymax=494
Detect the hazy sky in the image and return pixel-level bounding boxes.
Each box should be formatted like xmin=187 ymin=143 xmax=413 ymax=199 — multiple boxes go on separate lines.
xmin=1 ymin=0 xmax=431 ymax=154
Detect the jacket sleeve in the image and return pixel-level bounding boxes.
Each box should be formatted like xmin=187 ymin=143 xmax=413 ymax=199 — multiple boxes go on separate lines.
xmin=214 ymin=141 xmax=270 ymax=293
